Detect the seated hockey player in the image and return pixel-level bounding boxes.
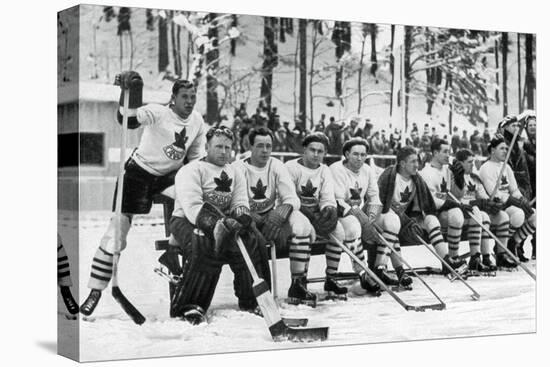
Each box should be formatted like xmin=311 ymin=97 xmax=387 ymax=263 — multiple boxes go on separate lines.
xmin=231 ymin=127 xmax=313 ymax=296
xmin=478 ymin=136 xmax=536 ymax=269
xmin=284 ymin=132 xmax=346 ymax=305
xmin=169 ymin=126 xmax=269 ymax=324
xmin=58 ymin=234 xmax=79 ymax=316
xmin=451 ymin=149 xmax=507 ymax=273
xmin=521 ymin=111 xmax=536 ymax=259
xmin=80 ymin=72 xmax=208 ymax=317
xmin=376 ymin=146 xmax=466 ymax=284
xmin=329 ymin=138 xmax=384 ymax=294
xmin=419 ymin=139 xmax=477 ymax=268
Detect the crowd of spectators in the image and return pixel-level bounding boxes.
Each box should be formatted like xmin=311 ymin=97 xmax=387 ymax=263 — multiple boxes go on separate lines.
xmin=216 ymin=102 xmax=494 ymax=162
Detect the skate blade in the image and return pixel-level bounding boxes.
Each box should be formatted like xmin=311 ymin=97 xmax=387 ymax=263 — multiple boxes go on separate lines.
xmin=480 ymin=271 xmax=497 ymax=277
xmin=281 ymin=326 xmax=329 ymax=342
xmin=324 ymin=291 xmax=348 ymax=301
xmin=286 ymin=297 xmax=317 ymax=308
xmin=391 ymin=285 xmax=413 ymax=292
xmin=82 ymin=316 xmax=96 ymax=322
xmin=497 ymin=266 xmax=519 ymax=272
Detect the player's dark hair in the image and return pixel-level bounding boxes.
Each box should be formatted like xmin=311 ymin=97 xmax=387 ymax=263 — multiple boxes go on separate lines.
xmin=172 ymin=79 xmax=196 ymax=95
xmin=488 ymin=135 xmax=506 ymax=152
xmin=455 ymin=149 xmax=475 ymax=162
xmin=302 ymin=132 xmax=329 ymax=150
xmin=248 ymin=127 xmax=274 ymax=146
xmin=396 ymin=146 xmax=418 ymax=164
xmin=342 ymin=137 xmax=369 ymax=156
xmin=430 ymin=138 xmax=449 ymax=153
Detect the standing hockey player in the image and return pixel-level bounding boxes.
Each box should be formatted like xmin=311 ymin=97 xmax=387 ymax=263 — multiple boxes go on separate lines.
xmin=376 ymin=146 xmax=465 ymax=283
xmin=80 ymin=73 xmax=208 ymax=316
xmin=231 ymin=127 xmax=313 ymax=296
xmin=58 ymin=234 xmax=79 ymax=316
xmin=451 ymin=149 xmax=507 ymax=273
xmin=478 ymin=136 xmax=536 ymax=268
xmin=521 ymin=111 xmax=536 ymax=259
xmin=285 ymin=132 xmax=344 ymax=305
xmin=329 ymin=138 xmax=384 ymax=293
xmin=419 ymin=139 xmax=476 ymax=264
xmin=169 ymin=126 xmax=269 ymax=324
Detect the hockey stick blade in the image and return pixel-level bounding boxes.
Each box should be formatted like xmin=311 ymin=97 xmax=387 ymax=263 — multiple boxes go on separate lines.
xmin=285 ymin=326 xmax=329 ymax=342
xmin=112 ymin=286 xmax=146 ymax=325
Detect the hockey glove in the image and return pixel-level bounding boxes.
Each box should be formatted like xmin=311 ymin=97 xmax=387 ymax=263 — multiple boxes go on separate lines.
xmin=506 ymin=196 xmax=534 ymax=217
xmin=449 ymin=159 xmax=466 ymax=190
xmin=400 ymin=214 xmax=424 ymax=241
xmin=349 ymin=207 xmax=378 ymax=242
xmin=115 ymin=70 xmax=143 ymax=129
xmin=470 ymin=199 xmax=502 ymax=216
xmin=213 ymin=217 xmax=243 ymax=255
xmin=262 ymin=204 xmax=293 ymax=241
xmin=439 ymin=198 xmax=462 ymax=212
xmin=316 ymin=206 xmax=338 ymax=237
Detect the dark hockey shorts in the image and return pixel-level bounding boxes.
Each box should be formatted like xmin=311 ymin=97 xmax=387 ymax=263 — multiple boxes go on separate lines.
xmin=112 ymin=158 xmax=176 ymax=214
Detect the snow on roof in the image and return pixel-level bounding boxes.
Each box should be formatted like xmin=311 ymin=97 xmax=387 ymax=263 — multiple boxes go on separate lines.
xmin=58 ymin=82 xmax=171 ymax=105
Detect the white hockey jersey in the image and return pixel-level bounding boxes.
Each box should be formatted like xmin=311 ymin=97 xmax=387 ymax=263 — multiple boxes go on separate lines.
xmin=172 ymin=159 xmax=249 ymax=224
xmin=329 ymin=160 xmax=381 ymax=212
xmin=390 ymin=172 xmax=417 ymax=215
xmin=285 ymin=158 xmax=337 ymax=210
xmin=231 ymin=157 xmax=300 ymax=214
xmin=419 ymin=164 xmax=453 ymax=209
xmin=478 ymin=161 xmax=521 ymax=203
xmin=130 ymin=104 xmax=207 ymax=176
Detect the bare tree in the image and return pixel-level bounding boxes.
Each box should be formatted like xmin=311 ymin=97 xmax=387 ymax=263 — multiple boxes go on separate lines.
xmin=206 ymin=13 xmax=220 ymax=123
xmin=298 ymin=18 xmax=307 ymax=129
xmin=525 ymin=33 xmax=535 ymax=109
xmin=158 ymin=14 xmax=169 ymax=72
xmin=260 ymin=17 xmax=278 ymax=110
xmin=501 ymin=32 xmax=509 ymax=116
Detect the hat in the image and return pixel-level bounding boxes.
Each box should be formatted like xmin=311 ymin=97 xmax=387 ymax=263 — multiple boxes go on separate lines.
xmin=497 ymin=114 xmax=518 ymax=131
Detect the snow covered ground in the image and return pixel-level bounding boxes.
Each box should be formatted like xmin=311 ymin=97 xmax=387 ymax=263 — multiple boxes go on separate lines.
xmin=58 ymin=211 xmax=536 ymax=362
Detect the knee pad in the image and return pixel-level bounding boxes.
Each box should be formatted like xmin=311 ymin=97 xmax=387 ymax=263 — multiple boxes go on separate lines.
xmin=422 ymin=215 xmax=440 ymax=232
xmin=490 ymin=210 xmax=509 ymax=226
xmin=289 ymin=211 xmax=313 ymax=238
xmin=100 ymin=215 xmax=132 ymax=253
xmin=331 ymin=221 xmax=345 ymax=242
xmin=527 ymin=209 xmax=536 ymax=227
xmin=380 ymin=211 xmax=400 ymax=234
xmin=446 ymin=208 xmax=465 ymax=227
xmin=340 ymin=216 xmax=361 ymax=241
xmin=506 ymin=206 xmax=525 ymax=228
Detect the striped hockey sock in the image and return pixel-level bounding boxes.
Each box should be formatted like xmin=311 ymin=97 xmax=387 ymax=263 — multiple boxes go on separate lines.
xmin=512 ymin=221 xmax=536 ymax=244
xmin=480 ymin=219 xmax=493 ymax=255
xmin=57 ymin=244 xmax=73 ymax=287
xmin=447 ymin=225 xmax=462 ymax=257
xmin=490 ymin=221 xmax=510 ymax=254
xmin=289 ymin=236 xmax=311 ymax=279
xmin=325 ymin=240 xmax=344 ymax=276
xmin=429 ymin=226 xmax=447 ymax=258
xmin=465 ymin=221 xmax=481 ymax=255
xmin=349 ymin=238 xmax=366 ymax=274
xmin=87 ymin=247 xmax=114 ymax=291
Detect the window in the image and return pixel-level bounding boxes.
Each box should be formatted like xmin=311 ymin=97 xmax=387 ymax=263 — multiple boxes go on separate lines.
xmin=58 ymin=132 xmax=105 ymax=167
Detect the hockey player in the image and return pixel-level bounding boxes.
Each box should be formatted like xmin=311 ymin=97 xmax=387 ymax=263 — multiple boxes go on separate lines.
xmin=521 ymin=111 xmax=536 ymax=259
xmin=419 ymin=139 xmax=475 ymax=265
xmin=58 ymin=234 xmax=79 ymax=315
xmin=80 ymin=72 xmax=208 ymax=316
xmin=329 ymin=138 xmax=385 ymax=293
xmin=231 ymin=127 xmax=314 ymax=297
xmin=169 ymin=126 xmax=268 ymax=324
xmin=451 ymin=149 xmax=506 ymax=272
xmin=478 ymin=136 xmax=536 ymax=268
xmin=284 ymin=132 xmax=345 ymax=305
xmin=376 ymin=146 xmax=465 ymax=283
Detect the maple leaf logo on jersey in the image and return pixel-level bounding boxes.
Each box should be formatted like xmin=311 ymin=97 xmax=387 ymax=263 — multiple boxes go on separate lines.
xmin=349 ymin=182 xmax=363 ymax=200
xmin=440 ymin=178 xmax=448 ymax=193
xmin=501 ymin=176 xmax=508 ymax=186
xmin=300 ymin=179 xmax=317 ymax=198
xmin=467 ymin=181 xmax=476 ymax=193
xmin=250 ymin=178 xmax=267 ymax=200
xmin=400 ymin=186 xmax=412 ymax=203
xmin=214 ymin=171 xmax=232 ymax=192
xmin=163 ymin=127 xmax=188 ymax=160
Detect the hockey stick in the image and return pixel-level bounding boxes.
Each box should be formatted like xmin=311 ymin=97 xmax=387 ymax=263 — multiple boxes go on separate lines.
xmin=235 ymin=236 xmax=329 ymax=342
xmin=489 ymin=128 xmax=520 ymax=200
xmin=529 ymin=197 xmax=536 ymax=206
xmin=329 ymin=234 xmax=445 ymax=312
xmin=369 ymin=230 xmax=451 ymax=306
xmin=447 ymin=193 xmax=536 ymax=281
xmin=111 ymin=87 xmax=146 ymax=325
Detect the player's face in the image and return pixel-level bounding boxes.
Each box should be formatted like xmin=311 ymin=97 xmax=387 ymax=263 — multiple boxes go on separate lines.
xmin=461 ymin=156 xmax=475 ymax=175
xmin=401 ymin=153 xmax=419 ymax=176
xmin=172 ymin=87 xmax=197 ymax=119
xmin=505 ymin=122 xmax=520 ymax=135
xmin=303 ymin=142 xmax=326 ymax=169
xmin=345 ymin=145 xmax=367 ymax=172
xmin=526 ymin=119 xmax=536 ymax=136
xmin=492 ymin=142 xmax=508 ymax=162
xmin=206 ymin=135 xmax=233 ymax=166
xmin=250 ymin=134 xmax=273 ymax=167
xmin=434 ymin=144 xmax=450 ymax=165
